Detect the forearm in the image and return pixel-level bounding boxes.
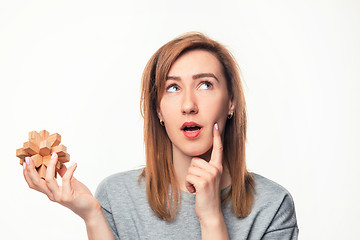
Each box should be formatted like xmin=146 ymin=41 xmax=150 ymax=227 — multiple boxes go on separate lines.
xmin=200 ymin=215 xmax=229 ymax=240
xmin=84 ymin=208 xmax=115 ymax=240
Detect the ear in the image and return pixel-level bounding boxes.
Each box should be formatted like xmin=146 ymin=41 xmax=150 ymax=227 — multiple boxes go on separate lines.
xmin=157 ymin=108 xmax=163 ymax=121
xmin=228 ymin=97 xmax=235 ymax=114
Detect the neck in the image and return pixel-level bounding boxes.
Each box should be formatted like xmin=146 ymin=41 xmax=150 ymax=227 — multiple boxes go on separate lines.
xmin=172 ymin=145 xmax=231 ymax=193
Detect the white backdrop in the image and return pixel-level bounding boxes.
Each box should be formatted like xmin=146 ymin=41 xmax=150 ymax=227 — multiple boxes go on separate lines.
xmin=1 ymin=0 xmax=359 ymax=239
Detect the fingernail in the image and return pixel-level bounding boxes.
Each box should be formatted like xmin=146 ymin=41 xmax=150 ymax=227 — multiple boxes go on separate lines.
xmin=51 ymin=152 xmax=56 ymax=159
xmin=215 ymin=123 xmax=219 ymax=130
xmin=25 ymin=157 xmax=30 ymax=165
xmin=23 ymin=162 xmax=26 ymax=170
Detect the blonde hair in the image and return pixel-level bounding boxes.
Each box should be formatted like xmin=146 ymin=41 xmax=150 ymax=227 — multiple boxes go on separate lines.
xmin=140 ymin=32 xmax=254 ymax=221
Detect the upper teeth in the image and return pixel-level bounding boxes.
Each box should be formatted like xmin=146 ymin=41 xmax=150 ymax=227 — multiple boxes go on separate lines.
xmin=184 ymin=126 xmax=199 ymax=131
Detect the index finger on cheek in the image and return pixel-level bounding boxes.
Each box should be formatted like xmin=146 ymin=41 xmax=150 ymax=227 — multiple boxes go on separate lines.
xmin=209 ymin=122 xmax=223 ymax=167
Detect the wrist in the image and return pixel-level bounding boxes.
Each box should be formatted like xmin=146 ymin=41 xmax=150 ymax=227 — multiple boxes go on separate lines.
xmin=199 ymin=213 xmax=229 ymax=240
xmin=83 ymin=202 xmax=104 ymax=226
xmin=199 ymin=211 xmax=224 ymax=229
xmin=83 ymin=202 xmax=115 ymax=240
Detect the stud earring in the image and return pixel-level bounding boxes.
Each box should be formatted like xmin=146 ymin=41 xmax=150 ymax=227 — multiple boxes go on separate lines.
xmin=160 ymin=120 xmax=165 ymax=126
xmin=227 ymin=112 xmax=234 ymax=119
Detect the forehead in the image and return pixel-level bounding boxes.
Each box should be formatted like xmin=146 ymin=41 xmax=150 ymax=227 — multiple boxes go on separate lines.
xmin=167 ymin=49 xmax=224 ymax=77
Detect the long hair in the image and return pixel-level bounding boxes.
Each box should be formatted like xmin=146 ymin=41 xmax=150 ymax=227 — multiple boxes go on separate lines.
xmin=140 ymin=32 xmax=254 ymax=221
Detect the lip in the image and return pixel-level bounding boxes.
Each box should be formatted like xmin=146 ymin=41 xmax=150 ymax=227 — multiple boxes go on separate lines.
xmin=181 ymin=121 xmax=203 ymax=139
xmin=181 ymin=121 xmax=202 ymax=130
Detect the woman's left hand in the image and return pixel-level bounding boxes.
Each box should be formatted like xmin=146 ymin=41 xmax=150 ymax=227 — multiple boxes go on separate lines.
xmin=185 ymin=123 xmax=224 ymax=224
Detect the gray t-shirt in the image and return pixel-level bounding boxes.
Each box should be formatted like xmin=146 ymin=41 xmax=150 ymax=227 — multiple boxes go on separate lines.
xmin=95 ymin=168 xmax=298 ymax=239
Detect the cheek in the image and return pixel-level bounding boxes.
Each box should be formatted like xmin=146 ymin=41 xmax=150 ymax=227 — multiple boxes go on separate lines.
xmin=201 ymin=98 xmax=230 ymax=135
xmin=159 ymin=99 xmax=180 ymax=140
xmin=159 ymin=98 xmax=178 ymax=122
xmin=202 ymin=96 xmax=229 ymax=119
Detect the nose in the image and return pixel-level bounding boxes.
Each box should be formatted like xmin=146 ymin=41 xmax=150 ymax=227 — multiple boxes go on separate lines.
xmin=181 ymin=90 xmax=198 ymax=115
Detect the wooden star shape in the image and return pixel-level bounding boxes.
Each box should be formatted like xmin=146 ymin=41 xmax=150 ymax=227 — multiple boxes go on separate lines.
xmin=16 ymin=130 xmax=70 ymax=179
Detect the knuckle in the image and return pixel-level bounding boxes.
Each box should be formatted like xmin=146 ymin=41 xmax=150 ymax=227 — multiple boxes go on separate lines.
xmin=209 ymin=174 xmax=217 ymax=184
xmin=29 ymin=179 xmax=40 ymax=189
xmin=191 ymin=158 xmax=199 ymax=166
xmin=214 ymin=166 xmax=222 ymax=175
xmin=27 ymin=183 xmax=35 ymax=190
xmin=45 ymin=176 xmax=55 ymax=184
xmin=53 ymin=195 xmax=61 ymax=203
xmin=193 ymin=157 xmax=203 ymax=163
xmin=60 ymin=195 xmax=68 ymax=203
xmin=208 ymin=166 xmax=218 ymax=176
xmin=62 ymin=175 xmax=70 ymax=182
xmin=218 ymin=145 xmax=224 ymax=152
xmin=47 ymin=195 xmax=55 ymax=202
xmin=205 ymin=172 xmax=214 ymax=181
xmin=33 ymin=178 xmax=42 ymax=186
xmin=198 ymin=179 xmax=207 ymax=189
xmin=185 ymin=174 xmax=192 ymax=182
xmin=62 ymin=179 xmax=69 ymax=186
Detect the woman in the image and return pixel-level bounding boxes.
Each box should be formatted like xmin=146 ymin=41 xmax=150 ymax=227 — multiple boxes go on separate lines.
xmin=23 ymin=32 xmax=298 ymax=239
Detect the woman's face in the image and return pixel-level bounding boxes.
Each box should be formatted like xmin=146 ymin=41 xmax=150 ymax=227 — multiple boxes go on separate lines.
xmin=158 ymin=49 xmax=234 ymax=157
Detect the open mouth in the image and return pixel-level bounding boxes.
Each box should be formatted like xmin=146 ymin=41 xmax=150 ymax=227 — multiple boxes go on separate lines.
xmin=181 ymin=122 xmax=202 ymax=139
xmin=183 ymin=126 xmax=202 ymax=132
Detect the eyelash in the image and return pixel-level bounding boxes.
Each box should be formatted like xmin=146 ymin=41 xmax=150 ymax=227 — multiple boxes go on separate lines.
xmin=166 ymin=81 xmax=213 ymax=92
xmin=166 ymin=84 xmax=180 ymax=92
xmin=198 ymin=81 xmax=213 ymax=90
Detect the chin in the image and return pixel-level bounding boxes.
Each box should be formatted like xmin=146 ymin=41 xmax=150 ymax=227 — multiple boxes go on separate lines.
xmin=182 ymin=142 xmax=212 ymax=157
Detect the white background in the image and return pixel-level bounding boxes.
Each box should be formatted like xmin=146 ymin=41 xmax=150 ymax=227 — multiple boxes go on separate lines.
xmin=1 ymin=0 xmax=359 ymax=239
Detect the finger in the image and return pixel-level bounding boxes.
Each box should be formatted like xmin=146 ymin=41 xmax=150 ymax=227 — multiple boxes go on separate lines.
xmin=58 ymin=163 xmax=78 ymax=180
xmin=45 ymin=153 xmax=61 ymax=199
xmin=23 ymin=157 xmax=39 ymax=190
xmin=188 ymin=165 xmax=206 ymax=178
xmin=186 ymin=161 xmax=202 ymax=193
xmin=188 ymin=161 xmax=221 ymax=187
xmin=209 ymin=122 xmax=223 ymax=168
xmin=185 ymin=181 xmax=196 ymax=193
xmin=62 ymin=162 xmax=77 ymax=196
xmin=186 ymin=174 xmax=207 ymax=193
xmin=23 ymin=157 xmax=54 ymax=199
xmin=191 ymin=158 xmax=214 ymax=172
xmin=185 ymin=174 xmax=200 ymax=193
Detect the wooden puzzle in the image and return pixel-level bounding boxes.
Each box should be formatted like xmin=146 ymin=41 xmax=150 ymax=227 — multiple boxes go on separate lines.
xmin=16 ymin=130 xmax=70 ymax=179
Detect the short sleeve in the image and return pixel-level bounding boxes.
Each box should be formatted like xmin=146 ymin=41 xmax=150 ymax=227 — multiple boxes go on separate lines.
xmin=262 ymin=193 xmax=299 ymax=240
xmin=95 ymin=178 xmax=120 ymax=240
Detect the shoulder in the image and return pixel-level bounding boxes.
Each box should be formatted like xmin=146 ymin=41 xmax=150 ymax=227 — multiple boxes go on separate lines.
xmin=95 ymin=168 xmax=145 ymax=207
xmin=98 ymin=167 xmax=145 ymax=187
xmin=250 ymin=173 xmax=298 ymax=235
xmin=251 ymin=172 xmax=296 ymax=214
xmin=252 ymin=173 xmax=293 ymax=200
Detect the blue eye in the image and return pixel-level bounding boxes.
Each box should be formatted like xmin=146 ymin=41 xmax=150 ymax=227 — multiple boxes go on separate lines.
xmin=167 ymin=84 xmax=180 ymax=92
xmin=198 ymin=81 xmax=212 ymax=90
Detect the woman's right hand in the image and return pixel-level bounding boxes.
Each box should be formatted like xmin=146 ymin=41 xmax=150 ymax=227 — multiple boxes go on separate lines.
xmin=23 ymin=153 xmax=101 ymax=222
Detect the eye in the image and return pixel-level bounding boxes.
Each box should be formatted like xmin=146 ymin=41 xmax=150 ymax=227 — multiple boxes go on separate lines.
xmin=198 ymin=81 xmax=213 ymax=90
xmin=167 ymin=84 xmax=180 ymax=93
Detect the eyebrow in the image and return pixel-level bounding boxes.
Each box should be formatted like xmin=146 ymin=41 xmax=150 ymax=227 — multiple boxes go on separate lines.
xmin=166 ymin=73 xmax=219 ymax=82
